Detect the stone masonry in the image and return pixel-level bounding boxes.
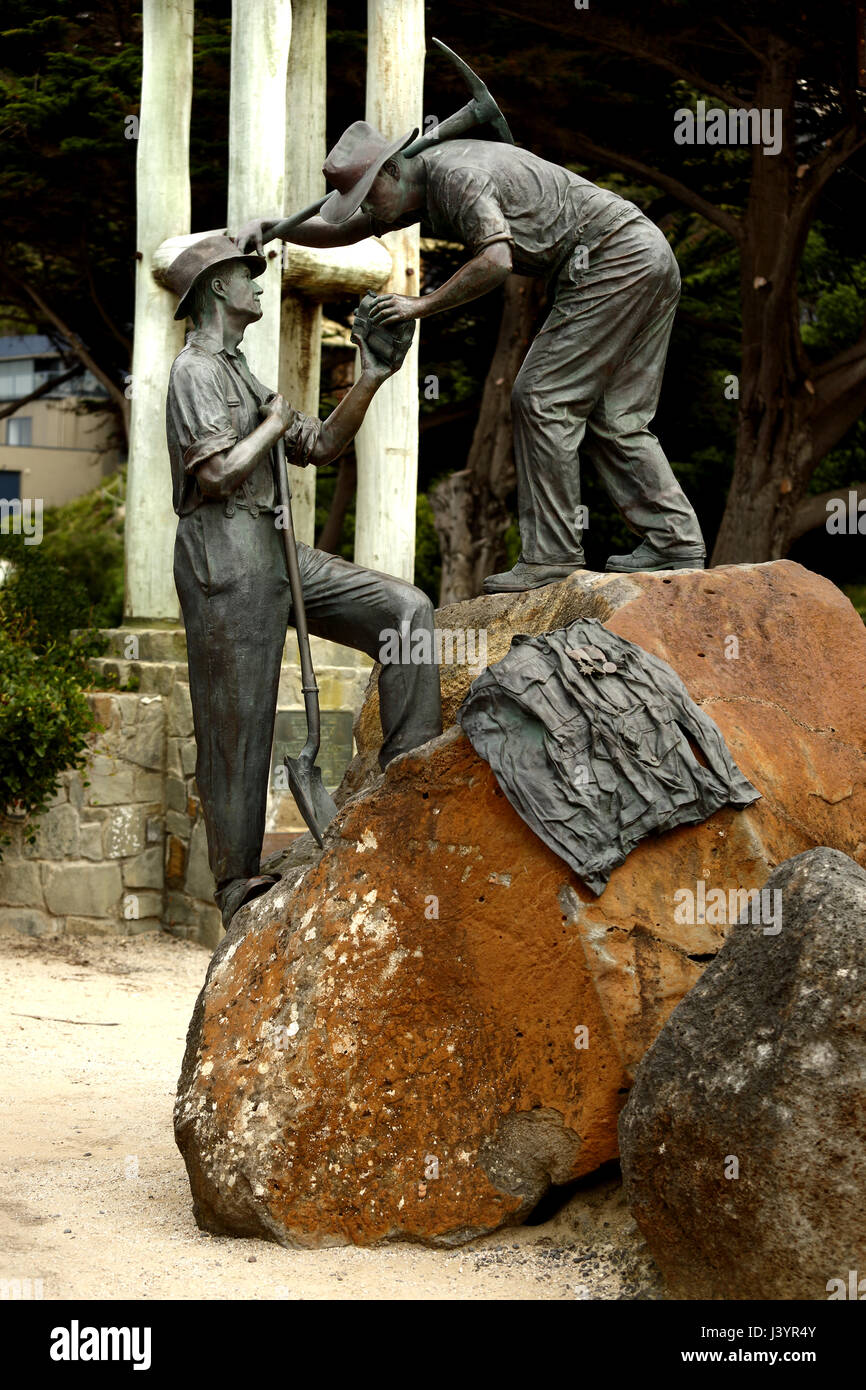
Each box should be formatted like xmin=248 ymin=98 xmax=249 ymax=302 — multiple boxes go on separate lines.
xmin=0 ymin=626 xmax=370 ymax=947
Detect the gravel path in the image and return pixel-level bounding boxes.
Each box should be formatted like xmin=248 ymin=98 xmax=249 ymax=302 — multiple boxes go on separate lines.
xmin=0 ymin=932 xmax=663 ymax=1301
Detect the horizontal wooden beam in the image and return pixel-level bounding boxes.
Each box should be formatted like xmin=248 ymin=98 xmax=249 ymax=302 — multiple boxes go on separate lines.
xmin=282 ymin=238 xmax=392 ymax=298
xmin=152 ymin=229 xmax=392 ymax=303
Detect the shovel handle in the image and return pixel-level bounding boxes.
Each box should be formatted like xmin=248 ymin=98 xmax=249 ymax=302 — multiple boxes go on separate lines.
xmin=274 ymin=436 xmax=321 ymax=758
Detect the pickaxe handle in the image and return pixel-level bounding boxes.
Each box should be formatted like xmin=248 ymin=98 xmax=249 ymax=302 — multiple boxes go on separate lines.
xmin=272 ymin=192 xmax=330 ymax=237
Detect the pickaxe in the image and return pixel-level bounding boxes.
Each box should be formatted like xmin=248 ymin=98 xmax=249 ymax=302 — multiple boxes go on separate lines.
xmin=274 ymin=38 xmax=514 ymax=235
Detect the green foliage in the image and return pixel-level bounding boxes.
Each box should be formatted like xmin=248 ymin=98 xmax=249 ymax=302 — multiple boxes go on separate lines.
xmin=800 ymin=227 xmax=866 ymax=357
xmin=413 ymin=494 xmax=441 ymax=603
xmin=34 ymin=470 xmax=126 ymax=630
xmin=0 ymin=469 xmax=125 ymax=658
xmin=313 ymin=464 xmax=355 ymax=562
xmin=0 ymin=1 xmax=143 ymax=400
xmin=0 ymin=618 xmax=97 ymax=857
xmin=0 ymin=469 xmax=130 ymax=854
xmin=844 ymin=585 xmax=866 ymax=623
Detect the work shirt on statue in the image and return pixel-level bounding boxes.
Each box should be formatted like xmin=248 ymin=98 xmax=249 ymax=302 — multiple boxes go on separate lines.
xmin=369 ymin=139 xmax=645 ymax=281
xmin=165 ymin=327 xmax=321 ymax=517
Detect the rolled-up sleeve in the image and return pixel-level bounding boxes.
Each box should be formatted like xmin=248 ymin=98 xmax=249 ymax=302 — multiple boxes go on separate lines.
xmin=283 ymin=408 xmax=322 ymax=468
xmin=439 ymin=168 xmax=513 ymax=258
xmin=168 ymin=353 xmax=238 ymax=475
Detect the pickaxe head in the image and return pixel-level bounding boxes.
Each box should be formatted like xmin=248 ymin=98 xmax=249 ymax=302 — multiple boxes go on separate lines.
xmin=402 ymin=38 xmax=514 ymax=157
xmin=431 ymin=37 xmax=514 ymax=145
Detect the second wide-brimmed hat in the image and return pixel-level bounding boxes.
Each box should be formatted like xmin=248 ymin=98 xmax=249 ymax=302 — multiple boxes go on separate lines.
xmin=320 ymin=121 xmax=418 ymax=225
xmin=165 ymin=234 xmax=267 ymax=321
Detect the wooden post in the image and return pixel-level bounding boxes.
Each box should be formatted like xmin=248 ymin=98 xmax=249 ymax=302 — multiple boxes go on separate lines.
xmin=279 ymin=0 xmax=327 ymax=545
xmin=227 ymin=0 xmax=292 ymax=389
xmin=353 ymin=0 xmax=424 ymax=582
xmin=124 ymin=0 xmax=194 ymax=622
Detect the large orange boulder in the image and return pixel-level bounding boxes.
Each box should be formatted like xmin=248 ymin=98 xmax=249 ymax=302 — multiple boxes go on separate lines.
xmin=174 ymin=562 xmax=866 ymax=1247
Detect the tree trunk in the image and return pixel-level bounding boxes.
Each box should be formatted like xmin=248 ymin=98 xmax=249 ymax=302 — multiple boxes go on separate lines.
xmin=316 ymin=452 xmax=357 ymax=553
xmin=711 ymin=41 xmax=809 ymax=564
xmin=711 ymin=237 xmax=814 ymax=563
xmin=430 ymin=274 xmax=544 ymax=604
xmin=710 ymin=37 xmax=866 ymax=564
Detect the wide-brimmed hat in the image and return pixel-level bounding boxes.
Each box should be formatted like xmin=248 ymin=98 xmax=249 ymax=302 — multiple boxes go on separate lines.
xmin=166 ymin=234 xmax=267 ymax=321
xmin=320 ymin=121 xmax=418 ymax=225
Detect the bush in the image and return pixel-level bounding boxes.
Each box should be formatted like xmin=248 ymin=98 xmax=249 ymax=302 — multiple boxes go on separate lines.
xmin=0 ymin=530 xmax=109 ymax=680
xmin=0 ymin=472 xmax=126 ymax=856
xmin=0 ymin=619 xmax=97 ymax=856
xmin=0 ymin=470 xmax=125 ymax=639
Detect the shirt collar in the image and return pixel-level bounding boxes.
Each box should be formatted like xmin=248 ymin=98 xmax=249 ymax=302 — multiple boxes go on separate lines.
xmin=186 ymin=327 xmax=244 ymax=359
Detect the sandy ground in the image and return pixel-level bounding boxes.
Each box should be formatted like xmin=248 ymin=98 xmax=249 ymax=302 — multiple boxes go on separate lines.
xmin=0 ymin=931 xmax=663 ymax=1301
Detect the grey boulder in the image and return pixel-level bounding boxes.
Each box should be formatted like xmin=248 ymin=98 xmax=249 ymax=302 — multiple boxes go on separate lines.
xmin=619 ymin=847 xmax=866 ymax=1300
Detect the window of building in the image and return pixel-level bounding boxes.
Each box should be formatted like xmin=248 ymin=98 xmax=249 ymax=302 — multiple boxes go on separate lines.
xmin=6 ymin=417 xmax=32 ymax=447
xmin=0 ymin=360 xmax=35 ymax=400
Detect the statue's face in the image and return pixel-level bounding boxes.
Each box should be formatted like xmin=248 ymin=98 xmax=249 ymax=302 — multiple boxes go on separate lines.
xmin=362 ymin=159 xmax=420 ymax=222
xmin=217 ymin=263 xmax=263 ymax=320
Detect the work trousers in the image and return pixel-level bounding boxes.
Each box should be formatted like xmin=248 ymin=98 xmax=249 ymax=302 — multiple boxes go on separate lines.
xmin=512 ymin=215 xmax=705 ymax=564
xmin=173 ymin=504 xmax=442 ymax=898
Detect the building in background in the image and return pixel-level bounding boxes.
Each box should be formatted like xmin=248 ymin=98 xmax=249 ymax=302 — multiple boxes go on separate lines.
xmin=0 ymin=335 xmax=120 ymax=506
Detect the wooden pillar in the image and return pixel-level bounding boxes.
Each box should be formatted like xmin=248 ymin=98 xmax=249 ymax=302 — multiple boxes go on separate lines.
xmin=227 ymin=0 xmax=292 ymax=389
xmin=124 ymin=0 xmax=194 ymax=622
xmin=279 ymin=0 xmax=326 ymax=546
xmin=353 ymin=0 xmax=424 ymax=581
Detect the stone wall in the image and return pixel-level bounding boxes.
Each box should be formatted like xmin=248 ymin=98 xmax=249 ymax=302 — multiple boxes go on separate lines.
xmin=0 ymin=625 xmax=370 ymax=947
xmin=0 ymin=700 xmax=167 ymax=942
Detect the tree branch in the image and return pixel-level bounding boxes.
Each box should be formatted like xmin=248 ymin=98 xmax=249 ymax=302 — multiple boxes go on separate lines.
xmin=0 ymin=364 xmax=82 ymax=421
xmin=675 ymin=309 xmax=741 ymax=338
xmin=713 ymin=18 xmax=765 ymax=67
xmin=568 ymin=133 xmax=743 ymax=242
xmin=812 ymin=336 xmax=866 ymax=395
xmin=495 ymin=6 xmax=750 ymax=107
xmin=82 ymin=244 xmax=133 ymax=357
xmin=793 ymin=122 xmax=866 ymax=234
xmin=8 ymin=277 xmax=130 ymax=441
xmin=790 ymin=482 xmax=866 ymax=541
xmin=806 ymin=337 xmax=866 ymax=461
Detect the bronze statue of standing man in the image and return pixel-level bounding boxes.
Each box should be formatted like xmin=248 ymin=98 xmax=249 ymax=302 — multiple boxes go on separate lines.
xmin=164 ymin=236 xmax=442 ymax=928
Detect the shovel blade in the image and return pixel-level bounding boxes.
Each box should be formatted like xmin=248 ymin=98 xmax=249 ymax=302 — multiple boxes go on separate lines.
xmin=284 ymin=756 xmax=338 ymax=848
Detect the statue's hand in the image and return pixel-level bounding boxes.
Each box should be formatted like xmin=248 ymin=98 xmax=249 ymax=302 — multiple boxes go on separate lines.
xmin=350 ymin=290 xmax=417 ymax=379
xmin=353 ymin=329 xmax=393 ymax=380
xmin=260 ymin=394 xmax=292 ymax=430
xmin=234 ymin=217 xmax=275 ymax=255
xmin=366 ymin=293 xmax=423 ymax=326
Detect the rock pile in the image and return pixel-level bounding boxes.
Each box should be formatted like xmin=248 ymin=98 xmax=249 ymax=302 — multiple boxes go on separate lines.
xmin=175 ymin=562 xmax=866 ymax=1247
